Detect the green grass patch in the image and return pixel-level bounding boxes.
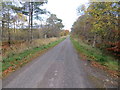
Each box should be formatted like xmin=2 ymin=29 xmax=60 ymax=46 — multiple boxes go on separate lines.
xmin=70 ymin=37 xmax=118 ymax=71
xmin=2 ymin=38 xmax=66 ymax=72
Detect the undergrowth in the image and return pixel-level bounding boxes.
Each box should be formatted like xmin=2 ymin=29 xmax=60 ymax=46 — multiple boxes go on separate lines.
xmin=70 ymin=37 xmax=118 ymax=71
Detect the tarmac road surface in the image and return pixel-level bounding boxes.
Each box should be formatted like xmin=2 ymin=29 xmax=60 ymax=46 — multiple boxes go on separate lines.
xmin=3 ymin=37 xmax=112 ymax=88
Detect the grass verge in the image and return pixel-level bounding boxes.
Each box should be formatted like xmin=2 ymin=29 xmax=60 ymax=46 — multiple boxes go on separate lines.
xmin=2 ymin=37 xmax=66 ymax=78
xmin=70 ymin=37 xmax=118 ymax=72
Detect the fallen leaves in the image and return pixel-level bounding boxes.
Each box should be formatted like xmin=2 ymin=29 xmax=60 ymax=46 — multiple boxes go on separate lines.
xmin=79 ymin=53 xmax=87 ymax=60
xmin=3 ymin=66 xmax=15 ymax=76
xmin=91 ymin=61 xmax=119 ymax=78
xmin=78 ymin=51 xmax=119 ymax=78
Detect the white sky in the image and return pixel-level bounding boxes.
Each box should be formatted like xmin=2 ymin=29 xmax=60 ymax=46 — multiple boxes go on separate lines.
xmin=45 ymin=0 xmax=89 ymax=30
xmin=14 ymin=0 xmax=89 ymax=30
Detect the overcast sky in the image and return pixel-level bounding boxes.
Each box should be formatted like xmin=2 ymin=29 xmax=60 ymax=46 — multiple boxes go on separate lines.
xmin=45 ymin=0 xmax=89 ymax=30
xmin=14 ymin=0 xmax=89 ymax=30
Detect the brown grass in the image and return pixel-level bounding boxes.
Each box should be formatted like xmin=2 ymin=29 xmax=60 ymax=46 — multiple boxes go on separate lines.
xmin=2 ymin=37 xmax=60 ymax=58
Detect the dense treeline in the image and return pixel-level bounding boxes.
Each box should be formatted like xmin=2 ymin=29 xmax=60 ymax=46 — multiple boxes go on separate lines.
xmin=1 ymin=1 xmax=65 ymax=46
xmin=71 ymin=2 xmax=119 ymax=58
xmin=1 ymin=1 xmax=68 ymax=76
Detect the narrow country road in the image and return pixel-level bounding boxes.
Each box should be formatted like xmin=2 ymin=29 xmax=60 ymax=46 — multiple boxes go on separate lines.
xmin=2 ymin=37 xmax=116 ymax=88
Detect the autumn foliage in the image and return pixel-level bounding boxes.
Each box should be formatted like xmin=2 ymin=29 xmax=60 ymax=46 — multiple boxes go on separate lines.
xmin=71 ymin=2 xmax=119 ymax=59
xmin=107 ymin=41 xmax=120 ymax=57
xmin=60 ymin=30 xmax=69 ymax=36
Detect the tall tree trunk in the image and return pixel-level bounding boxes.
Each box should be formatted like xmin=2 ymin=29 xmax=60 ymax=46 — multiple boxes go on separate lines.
xmin=30 ymin=2 xmax=33 ymax=43
xmin=13 ymin=22 xmax=16 ymax=41
xmin=2 ymin=20 xmax=5 ymax=41
xmin=28 ymin=2 xmax=31 ymax=42
xmin=14 ymin=22 xmax=16 ymax=33
xmin=39 ymin=20 xmax=43 ymax=38
xmin=2 ymin=13 xmax=6 ymax=41
xmin=92 ymin=33 xmax=97 ymax=47
xmin=7 ymin=9 xmax=11 ymax=46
